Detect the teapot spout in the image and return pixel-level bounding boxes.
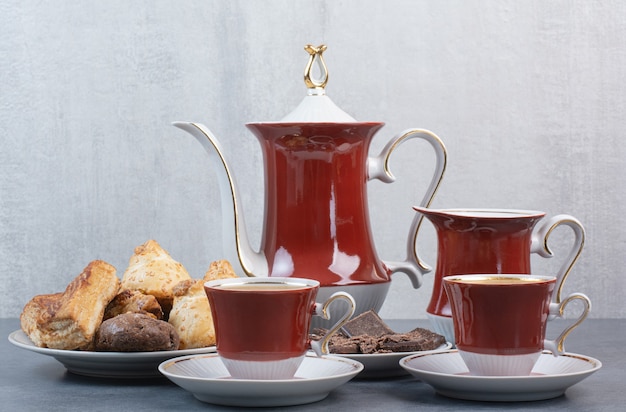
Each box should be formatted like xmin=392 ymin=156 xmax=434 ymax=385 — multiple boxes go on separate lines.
xmin=173 ymin=122 xmax=267 ymax=277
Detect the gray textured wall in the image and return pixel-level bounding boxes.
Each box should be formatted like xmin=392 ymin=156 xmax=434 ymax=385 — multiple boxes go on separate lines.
xmin=1 ymin=1 xmax=625 ymax=319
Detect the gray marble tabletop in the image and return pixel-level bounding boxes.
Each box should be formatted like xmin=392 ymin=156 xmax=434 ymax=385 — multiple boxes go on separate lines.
xmin=2 ymin=318 xmax=623 ymax=411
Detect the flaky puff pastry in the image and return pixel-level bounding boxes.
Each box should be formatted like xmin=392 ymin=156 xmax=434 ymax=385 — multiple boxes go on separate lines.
xmin=120 ymin=240 xmax=191 ymax=316
xmin=168 ymin=260 xmax=239 ymax=349
xmin=20 ymin=260 xmax=120 ymax=350
xmin=103 ymin=289 xmax=164 ymax=321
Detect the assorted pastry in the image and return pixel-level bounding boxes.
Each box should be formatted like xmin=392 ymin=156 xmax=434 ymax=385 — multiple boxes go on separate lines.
xmin=19 ymin=239 xmax=237 ymax=352
xmin=19 ymin=240 xmax=445 ymax=355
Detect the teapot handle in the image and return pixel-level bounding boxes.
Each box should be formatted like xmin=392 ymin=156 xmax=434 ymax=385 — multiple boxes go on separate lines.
xmin=531 ymin=214 xmax=585 ymax=304
xmin=368 ymin=129 xmax=447 ymax=289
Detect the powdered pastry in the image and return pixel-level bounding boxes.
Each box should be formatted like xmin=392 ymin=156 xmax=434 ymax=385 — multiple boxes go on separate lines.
xmin=168 ymin=259 xmax=239 ymax=349
xmin=120 ymin=239 xmax=191 ymax=316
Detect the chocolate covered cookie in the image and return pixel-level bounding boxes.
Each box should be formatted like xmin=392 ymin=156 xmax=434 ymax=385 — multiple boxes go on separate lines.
xmin=95 ymin=313 xmax=180 ymax=352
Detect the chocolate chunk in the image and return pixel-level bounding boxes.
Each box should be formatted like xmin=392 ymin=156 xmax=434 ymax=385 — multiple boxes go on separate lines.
xmin=309 ymin=328 xmax=327 ymax=342
xmin=341 ymin=310 xmax=394 ymax=338
xmin=328 ymin=335 xmax=360 ymax=354
xmin=356 ymin=335 xmax=381 ymax=354
xmin=312 ymin=312 xmax=447 ymax=354
xmin=378 ymin=327 xmax=446 ymax=352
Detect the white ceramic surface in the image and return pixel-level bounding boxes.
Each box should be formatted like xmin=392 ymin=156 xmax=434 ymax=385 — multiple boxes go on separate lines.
xmin=8 ymin=329 xmax=216 ymax=378
xmin=334 ymin=341 xmax=452 ymax=378
xmin=399 ymin=350 xmax=602 ymax=402
xmin=221 ymin=355 xmax=304 ymax=380
xmin=426 ymin=312 xmax=455 ymax=345
xmin=459 ymin=350 xmax=541 ymax=376
xmin=158 ymin=353 xmax=363 ymax=407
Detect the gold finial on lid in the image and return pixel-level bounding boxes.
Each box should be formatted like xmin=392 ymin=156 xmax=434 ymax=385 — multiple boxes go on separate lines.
xmin=304 ymin=44 xmax=328 ymax=91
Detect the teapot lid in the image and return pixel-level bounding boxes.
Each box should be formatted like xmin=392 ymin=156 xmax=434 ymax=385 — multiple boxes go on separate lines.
xmin=280 ymin=44 xmax=357 ymax=122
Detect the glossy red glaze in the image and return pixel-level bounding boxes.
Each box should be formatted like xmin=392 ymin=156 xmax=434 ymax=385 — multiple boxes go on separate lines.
xmin=204 ymin=283 xmax=318 ymax=361
xmin=246 ymin=122 xmax=390 ymax=286
xmin=418 ymin=209 xmax=545 ymax=317
xmin=443 ymin=276 xmax=555 ymax=354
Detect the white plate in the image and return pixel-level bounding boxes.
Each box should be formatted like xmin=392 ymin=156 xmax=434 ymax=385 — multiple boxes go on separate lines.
xmin=8 ymin=329 xmax=216 ymax=378
xmin=400 ymin=349 xmax=602 ymax=402
xmin=333 ymin=342 xmax=452 ymax=378
xmin=158 ymin=353 xmax=363 ymax=407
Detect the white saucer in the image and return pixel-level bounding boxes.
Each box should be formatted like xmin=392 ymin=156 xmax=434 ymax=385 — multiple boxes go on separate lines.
xmin=399 ymin=349 xmax=602 ymax=402
xmin=8 ymin=329 xmax=216 ymax=378
xmin=158 ymin=353 xmax=363 ymax=407
xmin=334 ymin=342 xmax=452 ymax=378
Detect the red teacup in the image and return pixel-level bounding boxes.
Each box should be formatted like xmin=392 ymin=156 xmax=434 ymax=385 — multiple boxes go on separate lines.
xmin=443 ymin=274 xmax=591 ymax=376
xmin=204 ymin=277 xmax=355 ymax=379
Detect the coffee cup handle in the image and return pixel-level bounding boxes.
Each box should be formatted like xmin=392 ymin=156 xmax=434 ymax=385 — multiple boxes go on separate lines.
xmin=531 ymin=214 xmax=585 ymax=304
xmin=544 ymin=292 xmax=591 ymax=356
xmin=310 ymin=292 xmax=356 ymax=356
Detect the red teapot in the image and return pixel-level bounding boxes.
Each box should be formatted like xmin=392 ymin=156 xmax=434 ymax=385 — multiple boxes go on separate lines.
xmin=175 ymin=45 xmax=447 ymax=326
